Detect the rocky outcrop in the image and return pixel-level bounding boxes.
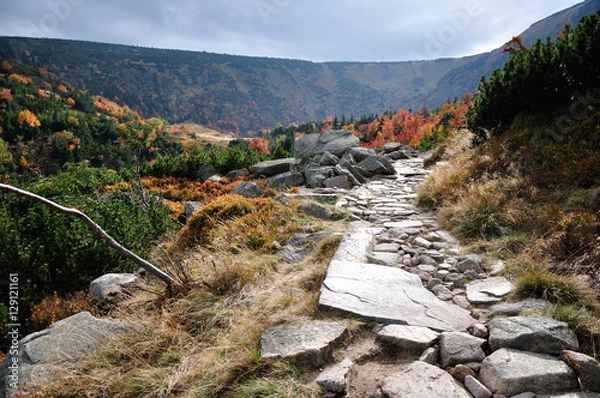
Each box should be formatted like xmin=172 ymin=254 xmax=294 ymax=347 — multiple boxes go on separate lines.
xmin=0 ymin=312 xmax=129 ymax=398
xmin=247 ymin=131 xmax=419 ymax=191
xmin=196 ymin=163 xmax=222 ymax=182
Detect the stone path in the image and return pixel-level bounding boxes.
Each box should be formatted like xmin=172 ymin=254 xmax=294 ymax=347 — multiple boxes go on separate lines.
xmin=260 ymin=155 xmax=600 ymax=397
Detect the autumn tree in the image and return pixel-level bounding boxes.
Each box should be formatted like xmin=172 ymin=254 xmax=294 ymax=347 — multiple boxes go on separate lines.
xmin=17 ymin=110 xmax=41 ymax=129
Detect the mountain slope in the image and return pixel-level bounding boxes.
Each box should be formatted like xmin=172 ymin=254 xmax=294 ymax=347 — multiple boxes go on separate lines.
xmin=0 ymin=0 xmax=598 ymax=134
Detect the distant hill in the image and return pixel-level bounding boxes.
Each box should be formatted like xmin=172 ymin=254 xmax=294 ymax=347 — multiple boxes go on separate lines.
xmin=0 ymin=0 xmax=598 ymax=134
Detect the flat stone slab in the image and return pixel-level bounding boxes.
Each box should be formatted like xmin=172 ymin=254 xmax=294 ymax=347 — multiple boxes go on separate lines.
xmin=488 ymin=299 xmax=551 ymax=317
xmin=487 ymin=316 xmax=579 ymax=355
xmin=260 ymin=321 xmax=347 ymax=368
xmin=376 ymin=325 xmax=440 ymax=353
xmin=367 ymin=252 xmax=400 ymax=267
xmin=383 ymin=220 xmax=424 ymax=230
xmin=331 ymin=228 xmax=383 ymax=263
xmin=479 ymin=348 xmax=578 ymax=396
xmin=466 ymin=277 xmax=514 ymax=304
xmin=319 ymin=260 xmax=476 ymax=332
xmin=382 ymin=361 xmax=472 ymax=398
xmin=0 ymin=312 xmax=129 ymax=397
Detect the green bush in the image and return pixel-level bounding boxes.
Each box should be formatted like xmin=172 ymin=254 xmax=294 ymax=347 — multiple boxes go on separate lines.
xmin=0 ymin=163 xmax=175 ymax=337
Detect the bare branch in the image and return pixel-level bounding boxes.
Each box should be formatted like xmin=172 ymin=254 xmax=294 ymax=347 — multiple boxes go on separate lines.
xmin=0 ymin=183 xmax=178 ymax=287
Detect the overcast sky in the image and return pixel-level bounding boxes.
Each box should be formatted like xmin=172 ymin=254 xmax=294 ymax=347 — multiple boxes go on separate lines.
xmin=0 ymin=0 xmax=585 ymax=62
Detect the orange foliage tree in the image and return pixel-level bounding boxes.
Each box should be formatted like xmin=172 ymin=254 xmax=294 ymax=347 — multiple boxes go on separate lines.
xmin=17 ymin=110 xmax=41 ymax=129
xmin=249 ymin=137 xmax=271 ymax=155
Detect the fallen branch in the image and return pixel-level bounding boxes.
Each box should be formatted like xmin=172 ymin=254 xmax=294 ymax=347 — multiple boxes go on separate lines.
xmin=0 ymin=183 xmax=177 ymax=287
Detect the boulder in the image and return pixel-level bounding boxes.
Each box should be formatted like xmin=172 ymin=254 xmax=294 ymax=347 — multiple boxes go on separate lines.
xmin=456 ymin=258 xmax=484 ymax=274
xmin=259 ymin=321 xmax=347 ymax=368
xmin=183 ymin=201 xmax=203 ymax=223
xmin=0 ymin=312 xmax=129 ymax=397
xmin=357 ymin=155 xmax=395 ymax=177
xmin=266 ymin=171 xmax=305 ymax=190
xmin=250 ymin=158 xmax=295 ymax=177
xmin=339 ymin=152 xmax=356 ymax=168
xmin=466 ymin=277 xmax=514 ymax=304
xmin=487 ymin=299 xmax=551 ymax=317
xmin=225 ymin=168 xmax=250 ymax=180
xmin=439 ymin=331 xmax=487 ymax=368
xmin=230 ymin=181 xmax=264 ymax=198
xmin=348 ymin=147 xmax=377 ymax=163
xmin=448 ymin=364 xmax=476 ymax=382
xmin=563 ymin=350 xmax=600 ymax=392
xmin=196 ymin=163 xmax=221 ymax=182
xmin=319 ymin=260 xmax=477 ymax=332
xmin=376 ymin=325 xmax=440 ymax=354
xmin=324 ymin=175 xmax=352 ymax=189
xmin=304 ymin=163 xmax=335 ymax=188
xmin=294 ymin=130 xmax=359 ymax=160
xmin=315 ymin=359 xmax=354 ymax=393
xmin=487 ymin=316 xmax=578 ymax=355
xmin=388 ymin=150 xmax=411 ymax=160
xmin=381 ymin=361 xmax=472 ymax=398
xmin=479 ymin=348 xmax=578 ymax=396
xmin=319 ymin=151 xmax=340 ymax=166
xmin=297 ymin=202 xmax=332 ymax=220
xmin=89 ymin=273 xmax=138 ymax=300
xmin=382 ymin=142 xmax=403 ymax=153
xmin=340 ymin=163 xmax=368 ymax=184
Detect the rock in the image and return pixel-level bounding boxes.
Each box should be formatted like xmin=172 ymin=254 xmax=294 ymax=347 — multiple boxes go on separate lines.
xmin=196 ymin=163 xmax=221 ymax=182
xmin=304 ymin=163 xmax=335 ymax=188
xmin=376 ymin=325 xmax=440 ymax=353
xmin=487 ymin=299 xmax=551 ymax=317
xmin=183 ymin=201 xmax=203 ymax=223
xmin=367 ymin=252 xmax=400 ymax=267
xmin=456 ymin=258 xmax=484 ymax=274
xmin=348 ymin=147 xmax=377 ymax=163
xmin=432 ymin=285 xmax=454 ymax=301
xmin=414 ymin=237 xmax=433 ymax=249
xmin=381 ymin=361 xmax=472 ymax=398
xmin=487 ymin=316 xmax=578 ymax=355
xmin=230 ymin=181 xmax=264 ymax=198
xmin=345 ymin=163 xmax=368 ymax=184
xmin=384 ymin=220 xmax=424 ymax=230
xmin=469 ymin=323 xmax=489 ymax=339
xmin=453 ymin=295 xmax=473 ymax=311
xmin=382 ymin=142 xmax=403 ymax=153
xmin=563 ymin=350 xmax=600 ymax=392
xmin=373 ymin=243 xmax=401 ymax=253
xmin=297 ymin=201 xmax=332 ymax=220
xmin=89 ymin=273 xmax=138 ymax=300
xmin=490 ymin=260 xmax=506 ymax=276
xmin=0 ymin=312 xmax=129 ymax=397
xmin=266 ymin=171 xmax=305 ymax=190
xmin=448 ymin=364 xmax=476 ymax=382
xmin=388 ymin=150 xmax=411 ymax=160
xmin=294 ymin=130 xmax=359 ymax=160
xmin=319 ymin=260 xmax=477 ymax=332
xmin=259 ymin=321 xmax=347 ymax=368
xmin=439 ymin=331 xmax=487 ymax=368
xmin=419 ymin=347 xmax=439 ymax=364
xmin=324 ymin=175 xmax=352 ymax=189
xmin=225 ymin=168 xmax=250 ymax=180
xmin=479 ymin=348 xmax=578 ymax=396
xmin=538 ymin=393 xmax=600 ymax=398
xmin=331 ymin=229 xmax=377 ymax=263
xmin=270 ymin=241 xmax=282 ymax=251
xmin=315 ymin=359 xmax=354 ymax=393
xmin=466 ymin=277 xmax=514 ymax=304
xmin=419 ymin=255 xmax=438 ymax=266
xmin=465 ymin=375 xmax=493 ymax=398
xmin=319 ymin=151 xmax=341 ymax=166
xmin=276 ymin=246 xmax=306 ymax=263
xmin=250 ymin=158 xmax=296 ymax=177
xmin=357 ymin=155 xmax=396 ymax=177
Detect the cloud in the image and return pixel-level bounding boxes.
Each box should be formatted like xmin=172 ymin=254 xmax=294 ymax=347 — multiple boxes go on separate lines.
xmin=0 ymin=0 xmax=585 ymax=61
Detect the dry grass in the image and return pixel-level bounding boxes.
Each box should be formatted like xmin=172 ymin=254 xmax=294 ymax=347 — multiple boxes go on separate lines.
xmin=35 ymin=197 xmax=345 ymax=398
